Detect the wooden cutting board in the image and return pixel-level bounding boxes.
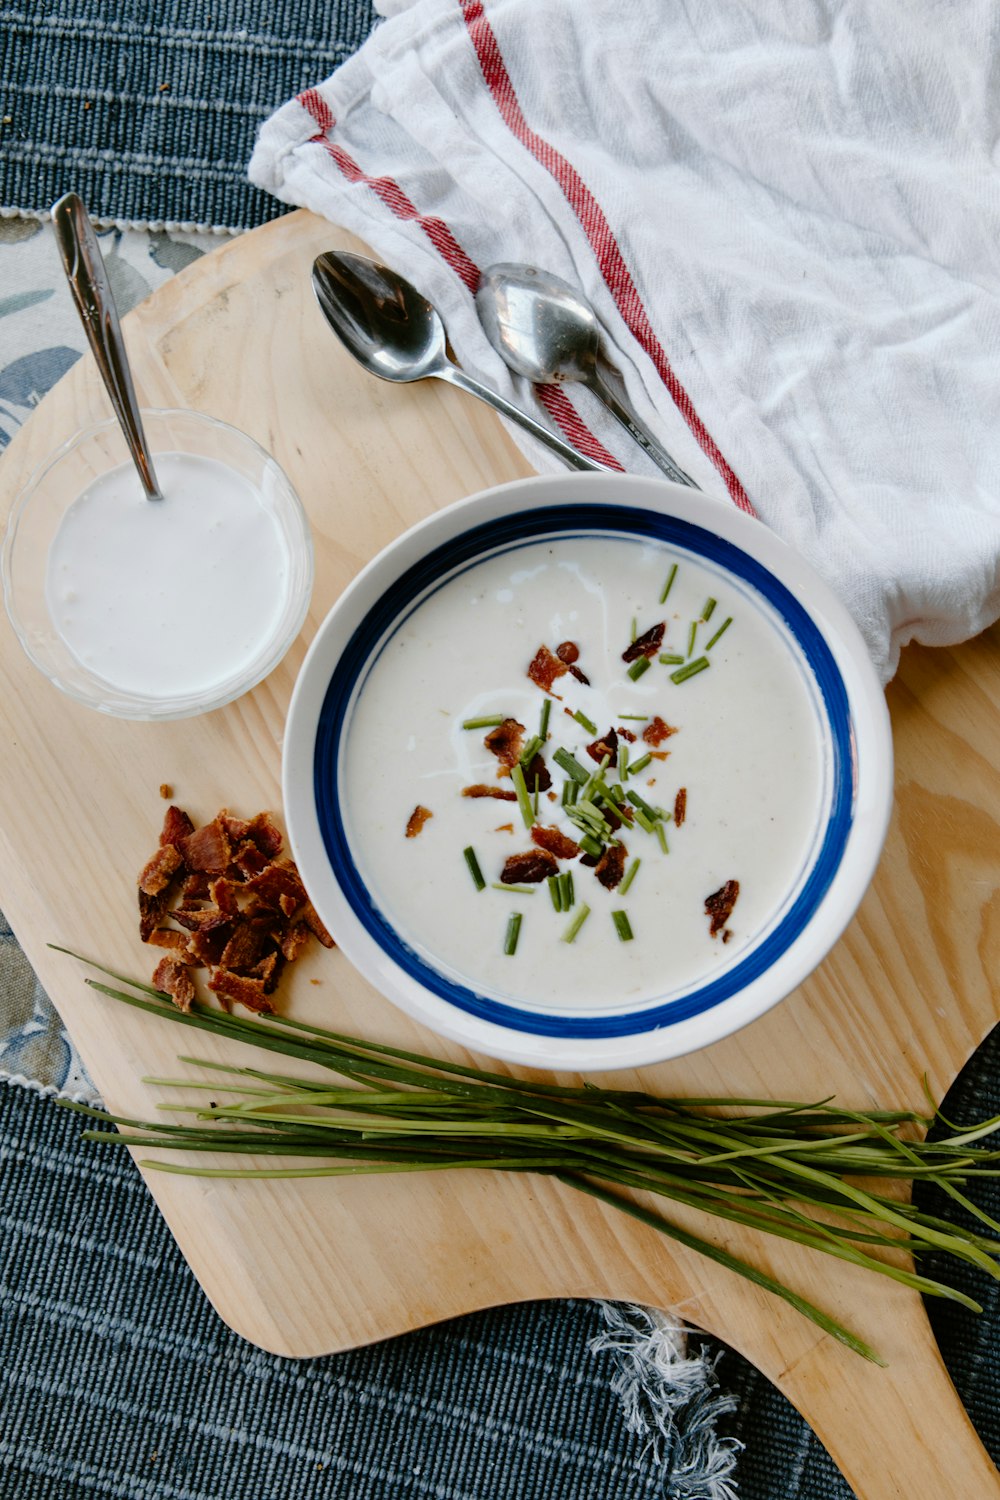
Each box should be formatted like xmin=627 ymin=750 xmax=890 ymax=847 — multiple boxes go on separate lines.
xmin=1 ymin=209 xmax=998 ymax=1499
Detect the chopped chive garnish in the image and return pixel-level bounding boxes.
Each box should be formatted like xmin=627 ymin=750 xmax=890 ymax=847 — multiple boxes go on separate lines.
xmin=571 ymin=709 xmax=598 ymax=735
xmin=630 ymin=616 xmax=637 ymax=641
xmin=612 ymin=911 xmax=634 ymax=942
xmin=561 ymin=779 xmax=580 ymax=807
xmin=539 ymin=698 xmax=551 ymax=739
xmin=629 ymin=752 xmax=652 ymax=777
xmin=519 ymin=734 xmax=543 ymax=768
xmin=705 ymin=616 xmax=732 ymax=651
xmin=562 ymin=903 xmax=591 ymax=944
xmin=553 ymin=748 xmax=590 ymax=784
xmin=560 ymin=871 xmax=574 ymax=909
xmin=575 ymin=797 xmax=607 ymax=824
xmin=619 ymin=714 xmax=648 ymax=721
xmin=578 ymin=833 xmax=603 ymax=859
xmin=702 ymin=597 xmax=717 ymax=622
xmin=619 ymin=744 xmax=629 ymax=780
xmin=659 ymin=563 xmax=678 ymax=603
xmin=627 ymin=655 xmax=651 ymax=682
xmin=659 ymin=653 xmax=685 ymax=665
xmin=631 ymin=806 xmax=657 ymax=835
xmin=547 ymin=875 xmax=563 ymax=912
xmin=626 ymin=788 xmax=658 ymax=820
xmin=686 ymin=621 xmax=697 ymax=657
xmin=581 ymin=753 xmax=611 ymax=801
xmin=671 ymin=656 xmax=711 ymax=684
xmin=619 ymin=858 xmax=641 ymax=895
xmin=607 ymin=784 xmax=627 ymax=806
xmin=491 ymin=883 xmax=537 ymax=895
xmin=655 ymin=822 xmax=670 ymax=855
xmin=504 ymin=912 xmax=522 ymax=956
xmin=511 ymin=762 xmax=535 ymax=830
xmin=462 ymin=715 xmax=504 ymax=730
xmin=533 ymin=776 xmax=540 ymax=817
xmin=463 ymin=846 xmax=485 ymax=891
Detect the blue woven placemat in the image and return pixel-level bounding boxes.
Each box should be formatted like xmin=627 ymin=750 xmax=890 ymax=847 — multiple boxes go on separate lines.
xmin=0 ymin=0 xmax=378 ymax=230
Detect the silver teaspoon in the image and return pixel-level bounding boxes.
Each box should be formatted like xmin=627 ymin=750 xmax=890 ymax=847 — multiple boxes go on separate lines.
xmin=51 ymin=193 xmax=162 ymax=500
xmin=311 ymin=251 xmax=609 ymax=473
xmin=476 ymin=263 xmax=697 ymax=489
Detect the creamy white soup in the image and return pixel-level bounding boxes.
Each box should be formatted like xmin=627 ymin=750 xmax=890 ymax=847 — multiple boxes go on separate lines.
xmin=341 ymin=536 xmax=826 ymax=1013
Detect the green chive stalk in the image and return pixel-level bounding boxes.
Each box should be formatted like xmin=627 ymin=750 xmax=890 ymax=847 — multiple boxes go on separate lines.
xmin=50 ymin=948 xmax=1000 ymax=1365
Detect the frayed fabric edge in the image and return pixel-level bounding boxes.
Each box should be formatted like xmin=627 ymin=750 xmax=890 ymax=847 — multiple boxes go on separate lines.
xmin=0 ymin=203 xmax=243 ymax=237
xmin=1 ymin=1068 xmax=103 ymax=1109
xmin=592 ymin=1302 xmax=742 ymax=1499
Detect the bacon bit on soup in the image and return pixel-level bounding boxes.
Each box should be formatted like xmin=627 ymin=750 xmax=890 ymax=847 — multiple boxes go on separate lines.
xmin=674 ymin=788 xmax=687 ymax=827
xmin=528 ymin=645 xmax=568 ymax=693
xmin=617 ymin=726 xmax=637 ymax=743
xmin=594 ymin=843 xmax=628 ymax=890
xmin=642 ymin=716 xmax=678 ymax=747
xmin=501 ymin=849 xmax=560 ymax=884
xmin=622 ymin=623 xmax=665 ymax=663
xmin=524 ymin=752 xmax=552 ymax=792
xmin=484 ymin=717 xmax=525 ymax=769
xmin=152 ymin=956 xmax=196 ymax=1014
xmin=159 ymin=783 xmax=173 ymax=800
xmin=495 ymin=822 xmax=514 ymax=833
xmin=586 ymin=727 xmax=619 ymax=768
xmin=405 ymin=805 xmax=434 ymax=839
xmin=705 ymin=879 xmax=740 ymax=939
xmin=556 ymin=641 xmax=580 ymax=664
xmin=137 ymin=802 xmax=333 ymax=1012
xmin=531 ymin=824 xmax=581 ymax=860
xmin=462 ymin=783 xmax=518 ymax=802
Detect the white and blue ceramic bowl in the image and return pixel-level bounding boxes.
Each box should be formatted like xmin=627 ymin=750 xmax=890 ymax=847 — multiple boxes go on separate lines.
xmin=283 ymin=473 xmax=892 ymax=1072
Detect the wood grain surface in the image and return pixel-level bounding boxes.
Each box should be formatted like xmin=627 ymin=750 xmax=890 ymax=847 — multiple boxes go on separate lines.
xmin=1 ymin=210 xmax=998 ymax=1499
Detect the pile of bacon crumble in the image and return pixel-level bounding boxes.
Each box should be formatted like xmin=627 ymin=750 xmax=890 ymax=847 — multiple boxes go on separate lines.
xmin=138 ymin=805 xmax=333 ymax=1014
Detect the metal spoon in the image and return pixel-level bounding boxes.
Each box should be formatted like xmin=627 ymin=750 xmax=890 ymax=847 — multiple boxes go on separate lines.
xmin=476 ymin=263 xmax=697 ymax=489
xmin=51 ymin=192 xmax=162 ymax=500
xmin=311 ymin=251 xmax=607 ymax=473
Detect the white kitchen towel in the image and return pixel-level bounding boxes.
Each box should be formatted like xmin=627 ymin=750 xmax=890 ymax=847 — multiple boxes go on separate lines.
xmin=250 ymin=0 xmax=1000 ymax=682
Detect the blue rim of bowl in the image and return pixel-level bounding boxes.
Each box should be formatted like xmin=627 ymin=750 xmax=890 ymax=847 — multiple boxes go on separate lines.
xmin=313 ymin=503 xmax=854 ymax=1039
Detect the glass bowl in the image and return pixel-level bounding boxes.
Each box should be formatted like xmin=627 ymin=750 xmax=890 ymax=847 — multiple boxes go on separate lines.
xmin=2 ymin=408 xmax=313 ymax=719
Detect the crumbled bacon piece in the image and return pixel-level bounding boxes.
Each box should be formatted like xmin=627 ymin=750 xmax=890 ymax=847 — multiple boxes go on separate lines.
xmin=159 ymin=783 xmax=172 ymax=800
xmin=643 ymin=716 xmax=677 ymax=747
xmin=527 ymin=645 xmax=568 ymax=693
xmin=594 ymin=844 xmax=627 ymax=890
xmin=622 ymin=623 xmax=665 ymax=663
xmin=179 ymin=817 xmax=231 ymax=873
xmin=586 ymin=727 xmax=619 ymax=768
xmin=462 ymin=784 xmax=517 ymax=801
xmin=674 ymin=788 xmax=687 ymax=827
xmin=152 ymin=957 xmax=196 ymax=1014
xmin=302 ymin=902 xmax=335 ymax=948
xmin=531 ymin=825 xmax=581 ymax=860
xmin=138 ymin=801 xmax=333 ymax=1012
xmin=209 ymin=969 xmax=273 ymax=1015
xmin=138 ymin=843 xmax=183 ymax=897
xmin=523 ymin=753 xmax=552 ymax=792
xmin=617 ymin=726 xmax=637 ymax=743
xmin=706 ymin=880 xmax=740 ymax=939
xmin=568 ymin=664 xmax=591 ymax=685
xmin=556 ymin=641 xmax=579 ymax=664
xmin=139 ymin=888 xmax=168 ymax=943
xmin=495 ymin=822 xmax=514 ymax=833
xmin=160 ymin=804 xmax=194 ymax=847
xmin=405 ymin=805 xmax=433 ymax=838
xmin=484 ymin=718 xmax=525 ymax=769
xmin=500 ymin=849 xmax=560 ymax=884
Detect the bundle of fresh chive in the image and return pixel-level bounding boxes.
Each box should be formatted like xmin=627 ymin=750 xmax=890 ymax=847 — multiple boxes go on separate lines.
xmin=55 ymin=947 xmax=1000 ymax=1365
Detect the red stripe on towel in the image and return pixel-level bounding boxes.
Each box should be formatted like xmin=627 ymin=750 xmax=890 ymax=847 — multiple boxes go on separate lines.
xmin=296 ymin=88 xmax=623 ymax=468
xmin=458 ymin=0 xmax=756 ymax=515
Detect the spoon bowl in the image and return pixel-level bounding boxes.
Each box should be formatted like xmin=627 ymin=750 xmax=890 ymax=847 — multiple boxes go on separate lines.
xmin=311 ymin=251 xmax=606 ymax=473
xmin=477 ymin=262 xmax=697 ymax=488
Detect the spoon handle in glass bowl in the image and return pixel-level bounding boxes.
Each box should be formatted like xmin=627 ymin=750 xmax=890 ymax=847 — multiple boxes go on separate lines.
xmin=588 ymin=360 xmax=698 ymax=489
xmin=51 ymin=192 xmax=163 ymax=501
xmin=441 ymin=364 xmax=610 ymax=473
